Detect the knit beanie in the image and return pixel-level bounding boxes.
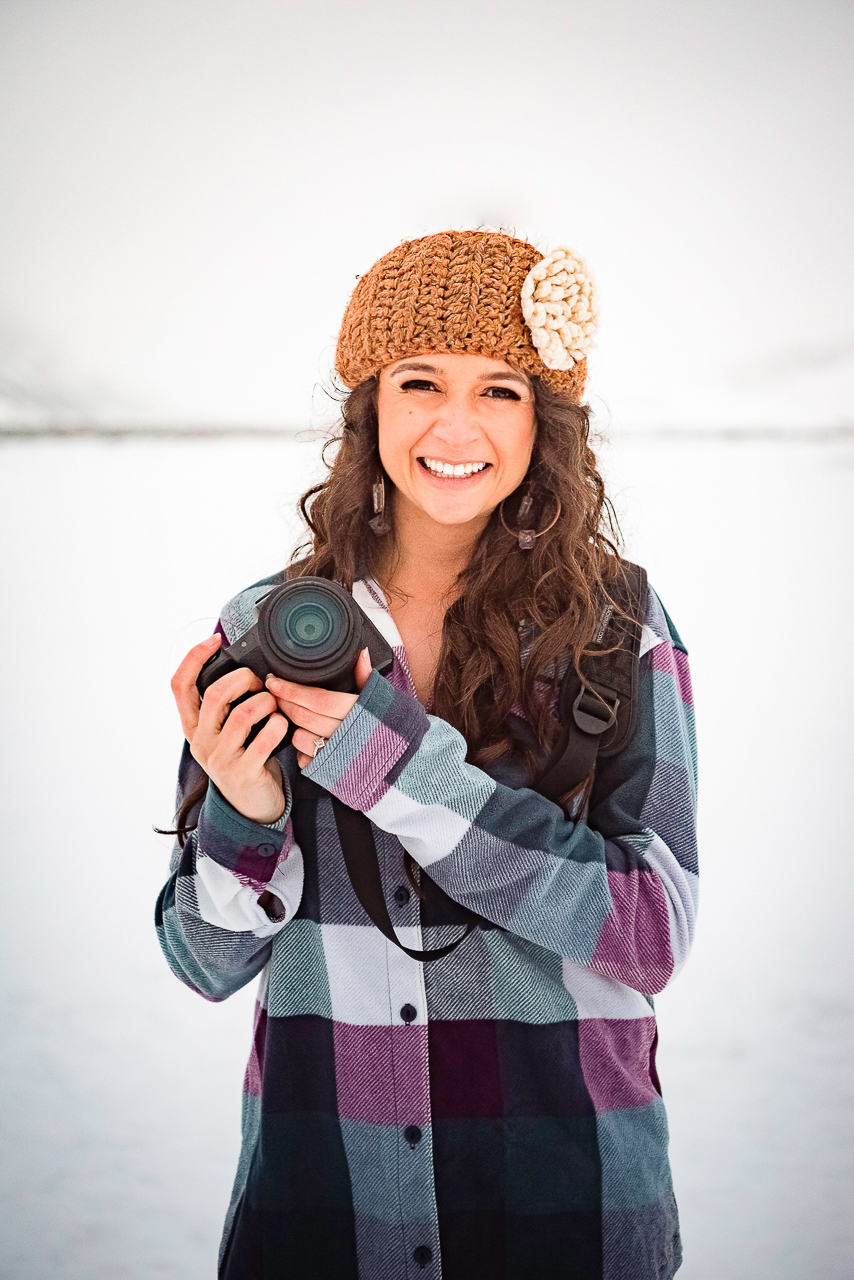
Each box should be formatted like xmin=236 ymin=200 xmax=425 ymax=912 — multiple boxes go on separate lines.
xmin=334 ymin=230 xmax=598 ymax=401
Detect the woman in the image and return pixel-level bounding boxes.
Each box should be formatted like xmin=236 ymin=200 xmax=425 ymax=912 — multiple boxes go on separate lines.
xmin=158 ymin=230 xmax=697 ymax=1280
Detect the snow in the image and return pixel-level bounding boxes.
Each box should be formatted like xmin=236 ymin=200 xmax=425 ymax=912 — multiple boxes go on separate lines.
xmin=1 ymin=430 xmax=853 ymax=1278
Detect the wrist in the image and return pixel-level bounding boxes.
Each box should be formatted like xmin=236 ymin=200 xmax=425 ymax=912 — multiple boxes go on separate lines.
xmin=206 ymin=761 xmax=286 ymax=825
xmin=218 ymin=790 xmax=286 ymax=825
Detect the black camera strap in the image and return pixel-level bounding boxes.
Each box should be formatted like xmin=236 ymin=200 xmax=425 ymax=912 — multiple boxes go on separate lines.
xmin=331 ymin=560 xmax=647 ymax=964
xmin=331 ymin=796 xmax=476 ymax=961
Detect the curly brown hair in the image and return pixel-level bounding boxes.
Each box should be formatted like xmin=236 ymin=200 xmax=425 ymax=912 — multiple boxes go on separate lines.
xmin=292 ymin=374 xmax=623 ymax=777
xmin=162 ymin=373 xmax=624 ymax=847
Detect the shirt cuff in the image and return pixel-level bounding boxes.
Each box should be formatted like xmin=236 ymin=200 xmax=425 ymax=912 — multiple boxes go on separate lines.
xmin=195 ymin=778 xmax=293 ymax=889
xmin=302 ymin=668 xmax=430 ymax=810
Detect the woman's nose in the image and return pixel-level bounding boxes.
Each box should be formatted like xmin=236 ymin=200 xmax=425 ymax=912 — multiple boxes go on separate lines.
xmin=431 ymin=411 xmax=483 ymax=448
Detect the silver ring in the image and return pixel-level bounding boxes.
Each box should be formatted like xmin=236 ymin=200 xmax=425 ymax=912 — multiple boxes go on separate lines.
xmin=311 ymin=735 xmax=327 ymax=756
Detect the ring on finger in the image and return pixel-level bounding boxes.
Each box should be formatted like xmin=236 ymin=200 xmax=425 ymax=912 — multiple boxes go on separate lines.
xmin=311 ymin=735 xmax=328 ymax=756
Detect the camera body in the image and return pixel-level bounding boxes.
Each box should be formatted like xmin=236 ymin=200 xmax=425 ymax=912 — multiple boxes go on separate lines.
xmin=197 ymin=577 xmax=394 ymax=740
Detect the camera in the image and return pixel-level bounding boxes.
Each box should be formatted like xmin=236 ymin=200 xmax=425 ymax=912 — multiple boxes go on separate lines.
xmin=197 ymin=577 xmax=394 ymax=736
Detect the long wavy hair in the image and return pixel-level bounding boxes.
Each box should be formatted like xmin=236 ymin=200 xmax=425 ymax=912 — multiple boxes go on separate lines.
xmin=294 ymin=373 xmax=623 ymax=773
xmin=164 ymin=372 xmax=624 ymax=846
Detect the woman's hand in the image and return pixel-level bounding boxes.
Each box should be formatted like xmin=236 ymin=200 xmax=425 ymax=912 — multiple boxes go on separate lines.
xmin=171 ymin=634 xmax=289 ymax=824
xmin=266 ymin=647 xmax=372 ymax=768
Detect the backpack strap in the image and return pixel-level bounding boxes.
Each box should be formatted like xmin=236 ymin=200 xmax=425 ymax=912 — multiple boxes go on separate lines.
xmin=534 ymin=560 xmax=648 ymax=803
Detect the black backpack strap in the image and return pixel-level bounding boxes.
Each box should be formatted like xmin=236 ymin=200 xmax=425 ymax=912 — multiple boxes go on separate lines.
xmin=535 ymin=561 xmax=648 ymax=804
xmin=535 ymin=676 xmax=621 ymax=802
xmin=331 ymin=797 xmax=476 ymax=962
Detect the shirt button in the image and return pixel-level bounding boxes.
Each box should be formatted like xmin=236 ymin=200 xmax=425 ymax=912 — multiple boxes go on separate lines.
xmin=413 ymin=1245 xmax=433 ymax=1268
xmin=394 ymin=885 xmax=411 ymax=907
xmin=256 ymin=843 xmax=278 ymax=858
xmin=404 ymin=1125 xmax=422 ymax=1148
xmin=400 ymin=1003 xmax=417 ymax=1024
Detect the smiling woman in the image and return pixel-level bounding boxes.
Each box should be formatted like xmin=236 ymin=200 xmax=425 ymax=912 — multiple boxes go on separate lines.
xmin=292 ymin=334 xmax=619 ymax=767
xmin=380 ymin=354 xmax=535 ymax=511
xmin=157 ymin=230 xmax=698 ymax=1280
xmin=373 ymin=352 xmax=537 ymax=704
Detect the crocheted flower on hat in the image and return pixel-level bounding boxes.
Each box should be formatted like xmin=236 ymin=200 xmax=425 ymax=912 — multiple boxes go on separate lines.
xmin=520 ymin=247 xmax=598 ymax=372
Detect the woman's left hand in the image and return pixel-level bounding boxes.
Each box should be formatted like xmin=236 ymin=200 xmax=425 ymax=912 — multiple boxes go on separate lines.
xmin=266 ymin=647 xmax=373 ymax=768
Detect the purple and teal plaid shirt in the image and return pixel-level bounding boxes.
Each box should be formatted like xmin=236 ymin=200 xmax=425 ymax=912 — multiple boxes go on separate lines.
xmin=156 ymin=572 xmax=698 ymax=1280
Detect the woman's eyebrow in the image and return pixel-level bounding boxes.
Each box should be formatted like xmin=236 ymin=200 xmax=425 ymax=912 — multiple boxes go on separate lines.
xmin=390 ymin=361 xmax=528 ymax=386
xmin=476 ymin=371 xmax=529 ymax=386
xmin=390 ymin=361 xmax=442 ymax=375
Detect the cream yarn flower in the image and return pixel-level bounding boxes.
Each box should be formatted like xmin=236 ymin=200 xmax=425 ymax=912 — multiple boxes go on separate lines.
xmin=520 ymin=247 xmax=598 ymax=371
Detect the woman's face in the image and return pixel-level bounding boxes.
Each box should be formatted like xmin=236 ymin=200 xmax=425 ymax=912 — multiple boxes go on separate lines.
xmin=376 ymin=352 xmax=536 ymax=529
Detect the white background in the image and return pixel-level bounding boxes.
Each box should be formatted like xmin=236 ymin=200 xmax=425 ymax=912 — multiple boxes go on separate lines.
xmin=0 ymin=0 xmax=852 ymax=431
xmin=0 ymin=2 xmax=853 ymax=1278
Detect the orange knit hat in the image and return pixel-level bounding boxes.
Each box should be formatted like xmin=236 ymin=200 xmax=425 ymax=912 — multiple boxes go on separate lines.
xmin=334 ymin=230 xmax=598 ymax=401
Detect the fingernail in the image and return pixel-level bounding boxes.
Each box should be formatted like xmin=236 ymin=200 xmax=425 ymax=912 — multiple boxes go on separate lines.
xmin=206 ymin=633 xmax=221 ymax=646
xmin=266 ymin=674 xmax=282 ymax=690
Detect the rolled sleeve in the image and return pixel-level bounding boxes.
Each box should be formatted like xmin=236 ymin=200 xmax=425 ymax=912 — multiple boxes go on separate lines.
xmin=196 ymin=779 xmax=294 ymax=892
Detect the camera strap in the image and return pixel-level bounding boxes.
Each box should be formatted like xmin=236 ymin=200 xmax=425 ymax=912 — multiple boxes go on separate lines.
xmin=331 ymin=560 xmax=647 ymax=964
xmin=331 ymin=796 xmax=476 ymax=962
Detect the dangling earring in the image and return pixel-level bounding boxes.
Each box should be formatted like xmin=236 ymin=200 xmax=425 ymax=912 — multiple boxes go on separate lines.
xmin=499 ymin=486 xmax=561 ymax=550
xmin=369 ymin=472 xmax=391 ymax=536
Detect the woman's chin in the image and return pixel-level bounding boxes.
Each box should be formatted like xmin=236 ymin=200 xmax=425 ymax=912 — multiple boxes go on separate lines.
xmin=418 ymin=495 xmax=494 ymax=528
xmin=404 ymin=476 xmax=496 ymax=524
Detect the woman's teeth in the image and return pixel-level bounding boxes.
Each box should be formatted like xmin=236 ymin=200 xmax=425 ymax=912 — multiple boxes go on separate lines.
xmin=421 ymin=458 xmax=489 ymax=478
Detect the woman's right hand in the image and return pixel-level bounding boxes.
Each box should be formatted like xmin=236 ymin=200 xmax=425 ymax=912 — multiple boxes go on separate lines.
xmin=171 ymin=634 xmax=289 ymax=824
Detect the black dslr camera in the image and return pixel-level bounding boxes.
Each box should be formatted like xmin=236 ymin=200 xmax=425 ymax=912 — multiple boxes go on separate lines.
xmin=197 ymin=578 xmax=394 ymax=740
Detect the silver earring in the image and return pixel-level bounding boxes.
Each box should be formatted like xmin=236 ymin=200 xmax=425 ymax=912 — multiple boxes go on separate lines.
xmin=515 ymin=492 xmax=535 ymax=549
xmin=369 ymin=473 xmax=391 ymax=536
xmin=498 ymin=488 xmax=561 ymax=550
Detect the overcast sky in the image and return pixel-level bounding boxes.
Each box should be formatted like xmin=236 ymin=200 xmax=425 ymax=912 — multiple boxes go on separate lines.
xmin=0 ymin=0 xmax=852 ymax=428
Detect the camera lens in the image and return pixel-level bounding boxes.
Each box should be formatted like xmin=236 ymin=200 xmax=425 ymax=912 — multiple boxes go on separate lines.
xmin=268 ymin=588 xmax=347 ymax=660
xmin=283 ymin=599 xmax=335 ymax=649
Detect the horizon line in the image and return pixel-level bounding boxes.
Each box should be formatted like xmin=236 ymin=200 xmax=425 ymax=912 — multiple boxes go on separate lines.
xmin=0 ymin=422 xmax=852 ymax=443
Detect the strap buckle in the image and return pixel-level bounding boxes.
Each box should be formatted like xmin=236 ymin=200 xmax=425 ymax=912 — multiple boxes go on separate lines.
xmin=572 ymin=684 xmax=620 ymax=736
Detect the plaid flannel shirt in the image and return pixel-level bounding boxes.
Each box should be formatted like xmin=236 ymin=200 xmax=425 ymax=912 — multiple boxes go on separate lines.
xmin=156 ymin=572 xmax=698 ymax=1280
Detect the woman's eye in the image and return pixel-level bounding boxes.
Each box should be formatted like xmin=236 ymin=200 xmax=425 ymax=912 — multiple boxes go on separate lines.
xmin=400 ymin=379 xmax=438 ymax=392
xmin=483 ymin=385 xmax=521 ymax=400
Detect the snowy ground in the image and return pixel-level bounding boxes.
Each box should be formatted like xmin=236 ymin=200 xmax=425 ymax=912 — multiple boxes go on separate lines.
xmin=1 ymin=429 xmax=852 ymax=1279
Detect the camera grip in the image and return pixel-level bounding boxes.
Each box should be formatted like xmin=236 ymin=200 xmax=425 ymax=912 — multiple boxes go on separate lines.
xmin=196 ymin=646 xmax=241 ymax=696
xmin=197 ymin=645 xmax=294 ymax=752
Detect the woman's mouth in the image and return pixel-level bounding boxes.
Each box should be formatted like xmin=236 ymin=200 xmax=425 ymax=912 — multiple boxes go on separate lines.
xmin=417 ymin=457 xmax=492 ymax=480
